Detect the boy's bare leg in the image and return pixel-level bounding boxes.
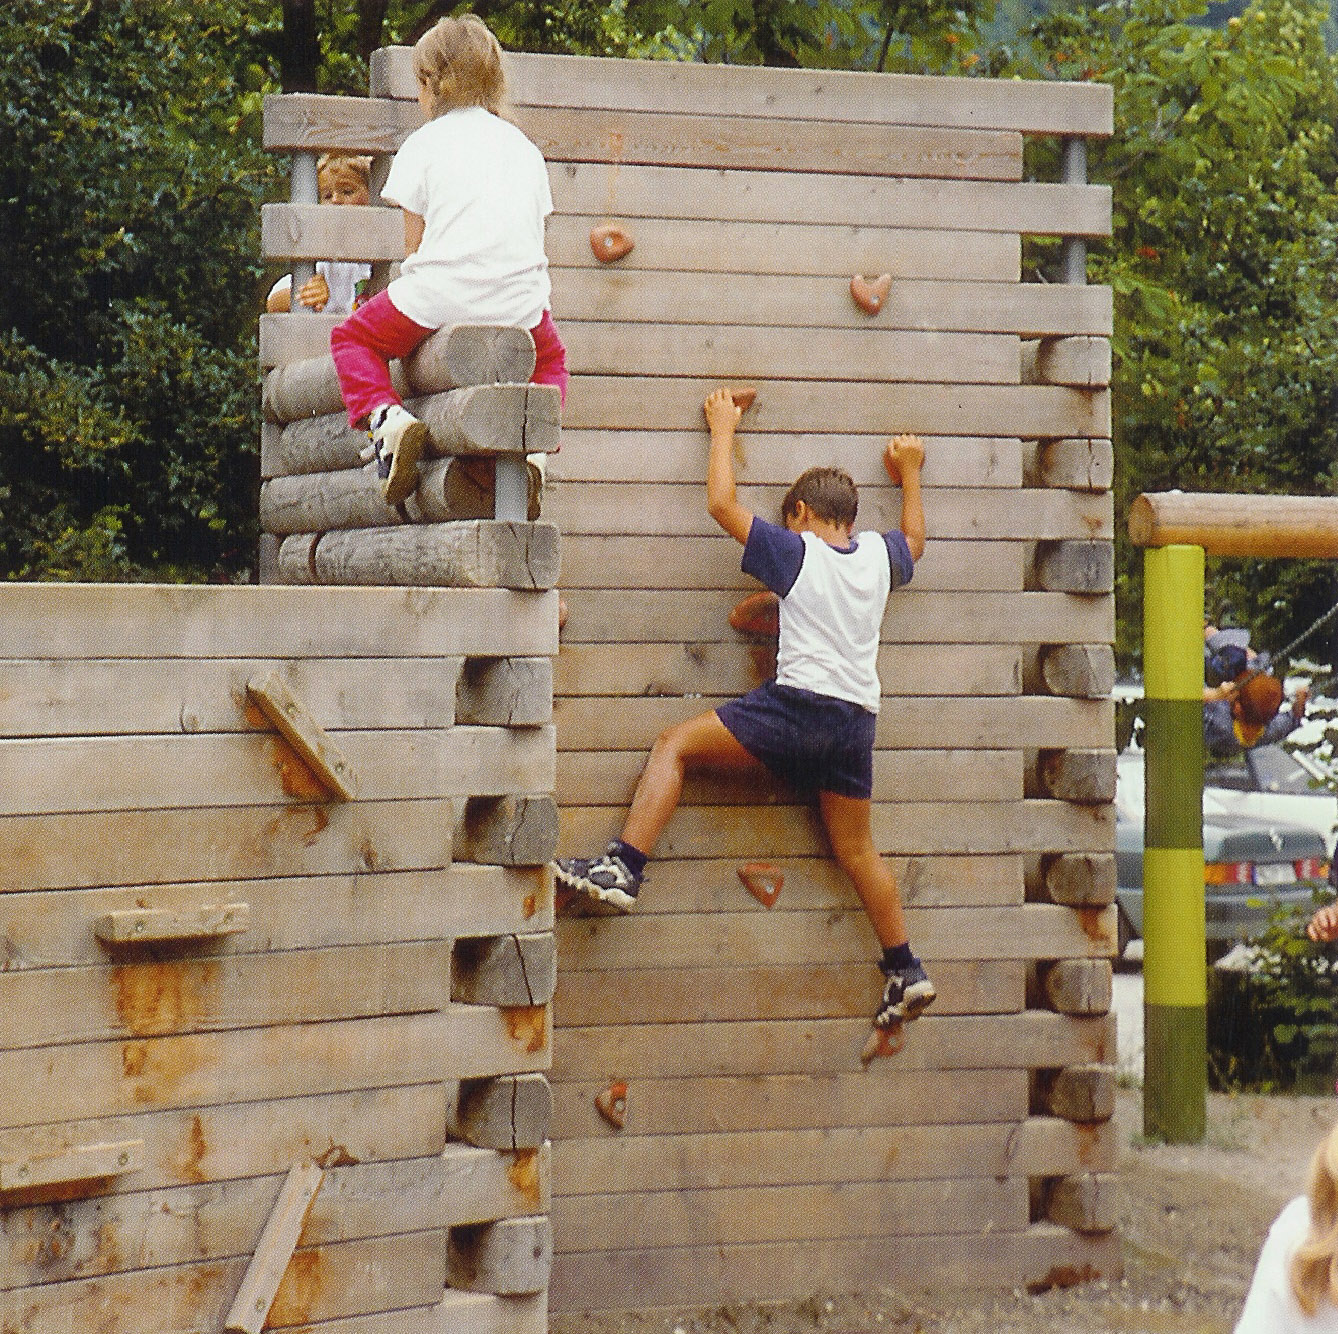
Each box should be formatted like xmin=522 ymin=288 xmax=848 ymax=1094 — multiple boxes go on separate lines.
xmin=818 ymin=790 xmax=909 ymax=949
xmin=621 ymin=710 xmax=763 ymax=855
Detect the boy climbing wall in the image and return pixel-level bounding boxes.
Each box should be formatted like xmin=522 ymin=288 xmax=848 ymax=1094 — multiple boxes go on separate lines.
xmin=554 ymin=387 xmax=935 ymax=1045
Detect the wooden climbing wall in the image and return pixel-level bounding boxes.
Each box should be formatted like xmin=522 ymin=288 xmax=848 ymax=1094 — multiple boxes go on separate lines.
xmin=264 ymin=47 xmax=1120 ymax=1320
xmin=0 ymin=583 xmax=558 ymax=1331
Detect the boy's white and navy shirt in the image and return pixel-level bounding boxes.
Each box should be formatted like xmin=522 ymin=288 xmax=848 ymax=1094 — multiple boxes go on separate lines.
xmin=741 ymin=516 xmax=914 ymax=714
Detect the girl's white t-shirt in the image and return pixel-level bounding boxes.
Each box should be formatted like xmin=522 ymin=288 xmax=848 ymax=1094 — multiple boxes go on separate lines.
xmin=1236 ymin=1196 xmax=1338 ymax=1333
xmin=383 ymin=106 xmax=553 ymax=331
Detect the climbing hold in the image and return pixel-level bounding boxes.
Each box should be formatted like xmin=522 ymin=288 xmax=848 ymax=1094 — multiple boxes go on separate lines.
xmin=738 ymin=861 xmax=784 ymax=908
xmin=860 ymin=1022 xmax=906 ymax=1065
xmin=850 ymin=273 xmax=892 ymax=315
xmin=590 ymin=224 xmax=634 ymax=263
xmin=730 ymin=387 xmax=757 ymax=411
xmin=729 ymin=591 xmax=780 ymax=637
xmin=595 ymin=1081 xmax=628 ymax=1128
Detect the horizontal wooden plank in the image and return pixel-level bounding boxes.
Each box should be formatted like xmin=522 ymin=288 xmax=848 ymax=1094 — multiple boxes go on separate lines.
xmin=551 ymin=853 xmax=1023 ymax=912
xmin=559 ymin=322 xmax=1021 ymax=384
xmin=562 ymin=375 xmax=1110 ymax=437
xmin=0 ymin=1008 xmax=549 ymax=1130
xmin=557 ymin=589 xmax=1114 ymax=645
xmin=263 ymin=91 xmax=417 ymax=153
xmin=0 ymin=656 xmax=462 ymax=738
xmin=553 ymin=694 xmax=1113 ymax=750
xmin=0 ymin=1230 xmax=446 ymax=1331
xmin=228 ymin=1295 xmax=546 ymax=1334
xmin=0 ymin=942 xmax=451 ymax=1049
xmin=548 ymin=163 xmax=1111 ymax=236
xmin=546 ymin=482 xmax=1111 ymax=540
xmin=374 ymin=50 xmax=1116 ymax=137
xmin=557 ymin=747 xmax=1022 ymax=807
xmin=0 ymin=866 xmax=551 ymax=970
xmin=549 ymin=431 xmax=1023 ymax=488
xmin=551 ymin=1113 xmax=1115 ymax=1195
xmin=554 ymin=905 xmax=1112 ymax=970
xmin=0 ymin=726 xmax=552 ymax=816
xmin=547 ymin=217 xmax=1021 ymax=280
xmin=554 ymin=958 xmax=1024 ymax=1025
xmin=547 ymin=1224 xmax=1119 ymax=1314
xmin=0 ymin=585 xmax=558 ymax=660
xmin=553 ymin=1174 xmax=1026 ymax=1253
xmin=554 ymin=642 xmax=1022 ymax=700
xmin=262 ymin=200 xmax=402 ymax=261
xmin=0 ymin=1148 xmax=546 ymax=1290
xmin=550 ymin=1067 xmax=1028 ymax=1138
xmin=549 ymin=270 xmax=1111 ymax=336
xmin=0 ymin=798 xmax=455 ymax=892
xmin=0 ymin=1085 xmax=446 ymax=1197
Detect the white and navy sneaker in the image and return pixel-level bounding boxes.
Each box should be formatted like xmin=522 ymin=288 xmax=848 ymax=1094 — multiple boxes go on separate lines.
xmin=366 ymin=403 xmax=427 ymax=505
xmin=552 ymin=845 xmax=642 ymax=913
xmin=875 ymin=959 xmax=936 ymax=1027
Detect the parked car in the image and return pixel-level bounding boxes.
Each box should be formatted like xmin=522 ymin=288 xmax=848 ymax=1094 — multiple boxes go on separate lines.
xmin=1203 ymin=743 xmax=1338 ymax=857
xmin=1115 ymin=748 xmax=1331 ymax=959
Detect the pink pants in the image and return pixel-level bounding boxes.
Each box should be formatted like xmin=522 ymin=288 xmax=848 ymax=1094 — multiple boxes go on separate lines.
xmin=330 ymin=290 xmax=569 ymax=428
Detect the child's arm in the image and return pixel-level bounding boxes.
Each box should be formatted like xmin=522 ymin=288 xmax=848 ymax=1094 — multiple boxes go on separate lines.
xmin=883 ymin=434 xmax=926 ymax=560
xmin=704 ymin=388 xmax=753 ymax=546
xmin=403 ymin=209 xmax=425 ymax=257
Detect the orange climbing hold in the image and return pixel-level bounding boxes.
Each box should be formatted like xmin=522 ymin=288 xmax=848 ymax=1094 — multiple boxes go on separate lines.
xmin=730 ymin=387 xmax=757 ymax=411
xmin=595 ymin=1081 xmax=628 ymax=1128
xmin=590 ymin=224 xmax=634 ymax=262
xmin=860 ymin=1022 xmax=906 ymax=1064
xmin=850 ymin=273 xmax=891 ymax=315
xmin=738 ymin=862 xmax=783 ymax=908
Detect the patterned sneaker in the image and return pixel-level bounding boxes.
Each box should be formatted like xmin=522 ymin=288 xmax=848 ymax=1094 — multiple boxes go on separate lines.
xmin=875 ymin=959 xmax=936 ymax=1028
xmin=368 ymin=403 xmax=427 ymax=505
xmin=552 ymin=845 xmax=642 ymax=913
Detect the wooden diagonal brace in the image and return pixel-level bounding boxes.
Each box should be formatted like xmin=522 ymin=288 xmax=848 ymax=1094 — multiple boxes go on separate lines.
xmin=225 ymin=1161 xmax=324 ymax=1334
xmin=246 ymin=672 xmax=358 ymax=801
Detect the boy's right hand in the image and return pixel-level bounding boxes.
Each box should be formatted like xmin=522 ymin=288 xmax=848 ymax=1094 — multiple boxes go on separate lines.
xmin=297 ymin=272 xmax=331 ymax=312
xmin=703 ymin=387 xmax=742 ymax=436
xmin=883 ymin=434 xmax=924 ymax=483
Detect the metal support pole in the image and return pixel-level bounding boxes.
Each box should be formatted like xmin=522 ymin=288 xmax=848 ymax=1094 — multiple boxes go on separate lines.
xmin=1060 ymin=137 xmax=1088 ymax=285
xmin=290 ymin=151 xmax=319 ymax=301
xmin=1142 ymin=544 xmax=1207 ymax=1143
xmin=494 ymin=456 xmax=529 ymax=521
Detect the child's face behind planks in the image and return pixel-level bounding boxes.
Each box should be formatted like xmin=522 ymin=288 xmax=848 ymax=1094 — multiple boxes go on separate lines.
xmin=320 ymin=168 xmax=369 ymax=208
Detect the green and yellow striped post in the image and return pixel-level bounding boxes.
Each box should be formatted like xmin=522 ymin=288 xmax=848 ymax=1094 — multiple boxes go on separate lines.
xmin=1141 ymin=544 xmax=1206 ymax=1143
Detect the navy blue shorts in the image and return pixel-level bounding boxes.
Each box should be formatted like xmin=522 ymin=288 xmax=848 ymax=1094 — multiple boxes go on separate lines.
xmin=716 ymin=681 xmax=876 ymax=799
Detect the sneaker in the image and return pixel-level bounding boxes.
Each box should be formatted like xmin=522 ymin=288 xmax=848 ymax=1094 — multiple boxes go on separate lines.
xmin=552 ymin=845 xmax=642 ymax=913
xmin=875 ymin=959 xmax=936 ymax=1028
xmin=368 ymin=403 xmax=427 ymax=505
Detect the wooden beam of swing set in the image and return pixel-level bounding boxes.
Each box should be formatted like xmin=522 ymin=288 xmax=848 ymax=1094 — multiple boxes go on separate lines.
xmin=1129 ymin=491 xmax=1338 ymax=558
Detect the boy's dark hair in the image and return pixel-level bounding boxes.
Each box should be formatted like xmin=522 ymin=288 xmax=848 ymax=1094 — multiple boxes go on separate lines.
xmin=781 ymin=466 xmax=858 ymax=529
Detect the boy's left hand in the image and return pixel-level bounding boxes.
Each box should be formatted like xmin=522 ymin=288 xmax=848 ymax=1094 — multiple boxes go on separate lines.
xmin=883 ymin=434 xmax=924 ymax=483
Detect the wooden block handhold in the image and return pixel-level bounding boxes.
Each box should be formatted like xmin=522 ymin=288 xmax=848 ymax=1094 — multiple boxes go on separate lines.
xmin=850 ymin=273 xmax=891 ymax=315
xmin=738 ymin=862 xmax=783 ymax=908
xmin=453 ymin=931 xmax=557 ymax=1007
xmin=277 ymin=520 xmax=560 ymax=590
xmin=95 ymin=903 xmax=250 ymax=945
xmin=456 ymin=795 xmax=559 ymax=867
xmin=1044 ymin=852 xmax=1118 ymax=907
xmin=1041 ymin=959 xmax=1112 ymax=1015
xmin=1039 ymin=748 xmax=1117 ymax=804
xmin=447 ymin=1216 xmax=553 ymax=1296
xmin=589 ymin=223 xmax=634 ymax=262
xmin=1034 ymin=540 xmax=1114 ymax=594
xmin=225 ymin=1161 xmax=324 ymax=1334
xmin=1029 ymin=437 xmax=1114 ymax=492
xmin=246 ymin=672 xmax=359 ymax=800
xmin=450 ymin=1073 xmax=553 ymax=1149
xmin=1047 ymin=1172 xmax=1119 ymax=1233
xmin=1042 ymin=1063 xmax=1116 ymax=1123
xmin=457 ymin=657 xmax=553 ymax=727
xmin=595 ymin=1081 xmax=628 ymax=1129
xmin=1040 ymin=643 xmax=1116 ymax=699
xmin=0 ymin=1138 xmax=143 ymax=1193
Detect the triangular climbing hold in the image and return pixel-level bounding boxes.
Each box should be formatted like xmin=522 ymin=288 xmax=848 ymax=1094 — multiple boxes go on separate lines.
xmin=850 ymin=273 xmax=891 ymax=315
xmin=860 ymin=1022 xmax=906 ymax=1065
xmin=595 ymin=1081 xmax=628 ymax=1128
xmin=590 ymin=224 xmax=634 ymax=262
xmin=738 ymin=862 xmax=783 ymax=908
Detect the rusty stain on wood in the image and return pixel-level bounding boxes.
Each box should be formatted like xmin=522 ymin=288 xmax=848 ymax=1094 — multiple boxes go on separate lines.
xmin=112 ymin=960 xmax=220 ymax=1037
xmin=508 ymin=1147 xmax=543 ymax=1209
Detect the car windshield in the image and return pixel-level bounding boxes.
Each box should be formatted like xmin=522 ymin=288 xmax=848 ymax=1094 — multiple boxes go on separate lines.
xmin=1248 ymin=745 xmax=1330 ymax=795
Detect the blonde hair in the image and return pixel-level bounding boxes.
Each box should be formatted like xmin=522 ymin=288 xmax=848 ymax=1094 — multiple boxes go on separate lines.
xmin=412 ymin=15 xmax=507 ymax=118
xmin=1291 ymin=1124 xmax=1338 ymax=1315
xmin=317 ymin=153 xmax=372 ymax=190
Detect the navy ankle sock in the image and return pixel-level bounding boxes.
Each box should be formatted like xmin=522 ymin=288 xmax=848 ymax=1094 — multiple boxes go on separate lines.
xmin=881 ymin=942 xmax=915 ymax=973
xmin=609 ymin=839 xmax=647 ymax=879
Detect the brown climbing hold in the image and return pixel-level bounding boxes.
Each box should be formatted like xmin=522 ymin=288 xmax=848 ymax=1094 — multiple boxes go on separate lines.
xmin=590 ymin=224 xmax=634 ymax=263
xmin=860 ymin=1023 xmax=906 ymax=1065
xmin=850 ymin=273 xmax=892 ymax=315
xmin=730 ymin=387 xmax=757 ymax=411
xmin=595 ymin=1081 xmax=628 ymax=1129
xmin=729 ymin=591 xmax=780 ymax=637
xmin=738 ymin=862 xmax=783 ymax=908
